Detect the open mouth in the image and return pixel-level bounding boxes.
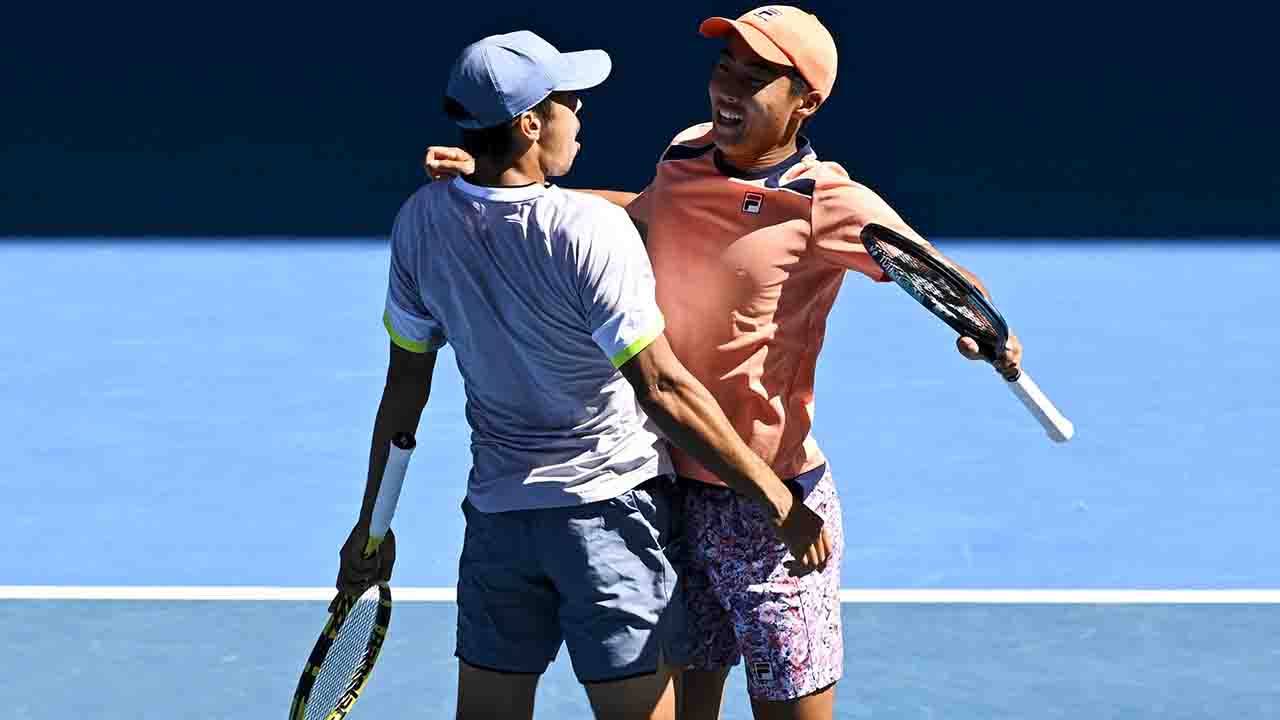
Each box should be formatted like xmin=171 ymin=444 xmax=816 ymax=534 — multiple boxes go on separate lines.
xmin=715 ymin=107 xmax=745 ymax=129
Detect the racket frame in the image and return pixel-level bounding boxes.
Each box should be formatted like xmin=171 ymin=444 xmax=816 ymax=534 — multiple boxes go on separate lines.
xmin=861 ymin=223 xmax=1011 ymax=363
xmin=289 ymin=583 xmax=393 ymax=720
xmin=860 ymin=223 xmax=1074 ymax=443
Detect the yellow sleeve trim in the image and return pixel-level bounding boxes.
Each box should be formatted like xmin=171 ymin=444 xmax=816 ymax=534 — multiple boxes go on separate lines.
xmin=609 ymin=328 xmax=663 ymax=369
xmin=383 ymin=310 xmax=429 ymax=353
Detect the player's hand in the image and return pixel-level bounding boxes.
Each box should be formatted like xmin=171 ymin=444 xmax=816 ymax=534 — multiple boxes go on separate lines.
xmin=957 ymin=332 xmax=1022 ymax=381
xmin=783 ymin=526 xmax=833 ymax=578
xmin=775 ymin=497 xmax=829 ymax=576
xmin=335 ymin=524 xmax=396 ymax=597
xmin=423 ymin=146 xmax=475 ymax=180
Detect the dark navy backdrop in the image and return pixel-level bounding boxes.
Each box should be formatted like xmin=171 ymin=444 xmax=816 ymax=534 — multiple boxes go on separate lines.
xmin=4 ymin=2 xmax=1276 ymax=237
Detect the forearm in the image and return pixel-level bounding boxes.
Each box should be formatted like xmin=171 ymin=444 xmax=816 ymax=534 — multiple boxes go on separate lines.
xmin=637 ymin=372 xmax=792 ymax=524
xmin=952 ymin=263 xmax=991 ymax=301
xmin=570 ymin=189 xmax=640 ymax=209
xmin=359 ymin=378 xmax=430 ymax=525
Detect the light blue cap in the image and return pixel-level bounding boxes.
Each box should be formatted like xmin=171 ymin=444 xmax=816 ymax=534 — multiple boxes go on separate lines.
xmin=445 ymin=31 xmax=612 ymax=129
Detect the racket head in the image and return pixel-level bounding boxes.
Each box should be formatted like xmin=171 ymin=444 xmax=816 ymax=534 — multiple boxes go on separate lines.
xmin=290 ymin=583 xmax=392 ymax=720
xmin=860 ymin=223 xmax=1011 ymax=362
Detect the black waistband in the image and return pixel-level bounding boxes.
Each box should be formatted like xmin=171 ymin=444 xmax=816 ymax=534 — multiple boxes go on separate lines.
xmin=785 ymin=463 xmax=827 ymax=501
xmin=680 ymin=463 xmax=827 ymax=502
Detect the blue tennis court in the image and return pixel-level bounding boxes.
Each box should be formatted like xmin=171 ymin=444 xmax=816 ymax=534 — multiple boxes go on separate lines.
xmin=2 ymin=239 xmax=1278 ymax=718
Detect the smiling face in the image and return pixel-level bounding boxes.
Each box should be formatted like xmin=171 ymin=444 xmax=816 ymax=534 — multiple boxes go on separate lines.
xmin=708 ymin=33 xmax=818 ymax=164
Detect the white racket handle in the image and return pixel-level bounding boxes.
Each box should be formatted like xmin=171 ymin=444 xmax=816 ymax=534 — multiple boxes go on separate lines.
xmin=1005 ymin=370 xmax=1074 ymax=443
xmin=364 ymin=435 xmax=414 ymax=555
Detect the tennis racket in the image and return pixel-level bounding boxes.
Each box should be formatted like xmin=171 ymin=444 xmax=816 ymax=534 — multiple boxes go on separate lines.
xmin=860 ymin=224 xmax=1074 ymax=443
xmin=288 ymin=432 xmax=416 ymax=720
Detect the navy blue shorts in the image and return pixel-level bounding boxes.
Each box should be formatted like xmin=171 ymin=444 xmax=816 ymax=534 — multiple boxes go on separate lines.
xmin=455 ymin=477 xmax=686 ymax=683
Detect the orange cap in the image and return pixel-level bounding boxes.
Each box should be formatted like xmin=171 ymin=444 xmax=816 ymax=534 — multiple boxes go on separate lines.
xmin=699 ymin=6 xmax=837 ymax=100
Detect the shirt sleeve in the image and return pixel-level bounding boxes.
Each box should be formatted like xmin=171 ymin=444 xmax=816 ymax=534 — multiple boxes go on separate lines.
xmin=808 ymin=162 xmax=933 ymax=282
xmin=383 ymin=200 xmax=448 ymax=353
xmin=575 ymin=205 xmax=666 ymax=369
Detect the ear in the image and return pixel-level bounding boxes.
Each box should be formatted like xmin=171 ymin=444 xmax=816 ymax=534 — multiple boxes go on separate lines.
xmin=795 ymin=89 xmax=823 ymax=122
xmin=517 ymin=111 xmax=543 ymax=144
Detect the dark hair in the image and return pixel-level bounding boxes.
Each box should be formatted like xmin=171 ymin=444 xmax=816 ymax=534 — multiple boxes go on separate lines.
xmin=442 ymin=95 xmax=557 ymax=160
xmin=786 ymin=69 xmax=812 ymax=99
xmin=787 ymin=70 xmax=815 ymax=129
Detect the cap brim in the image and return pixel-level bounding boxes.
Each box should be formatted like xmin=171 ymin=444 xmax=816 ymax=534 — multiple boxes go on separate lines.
xmin=552 ymin=49 xmax=612 ymax=92
xmin=698 ymin=17 xmax=792 ymax=67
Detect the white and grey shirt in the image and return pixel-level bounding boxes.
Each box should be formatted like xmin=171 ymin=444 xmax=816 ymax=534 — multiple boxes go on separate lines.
xmin=383 ymin=177 xmax=670 ymax=512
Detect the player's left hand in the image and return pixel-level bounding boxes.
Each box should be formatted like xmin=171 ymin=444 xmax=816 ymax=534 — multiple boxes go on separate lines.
xmin=957 ymin=333 xmax=1022 ymax=381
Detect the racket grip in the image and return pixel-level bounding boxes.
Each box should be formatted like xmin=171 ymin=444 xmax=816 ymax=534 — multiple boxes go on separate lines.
xmin=1005 ymin=371 xmax=1074 ymax=443
xmin=365 ymin=433 xmax=415 ymax=556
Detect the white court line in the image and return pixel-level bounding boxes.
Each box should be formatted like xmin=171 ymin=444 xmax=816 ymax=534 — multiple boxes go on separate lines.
xmin=3 ymin=586 xmax=1280 ymax=604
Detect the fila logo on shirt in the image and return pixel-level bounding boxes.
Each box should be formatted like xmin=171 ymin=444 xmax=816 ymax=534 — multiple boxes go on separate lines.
xmin=742 ymin=191 xmax=764 ymax=214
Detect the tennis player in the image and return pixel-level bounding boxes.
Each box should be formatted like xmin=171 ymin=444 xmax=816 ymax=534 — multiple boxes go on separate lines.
xmin=336 ymin=30 xmax=830 ymax=720
xmin=424 ymin=9 xmax=1023 ymax=719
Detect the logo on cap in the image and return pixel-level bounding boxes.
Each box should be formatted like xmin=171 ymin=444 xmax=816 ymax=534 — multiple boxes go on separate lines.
xmin=753 ymin=7 xmax=784 ymax=20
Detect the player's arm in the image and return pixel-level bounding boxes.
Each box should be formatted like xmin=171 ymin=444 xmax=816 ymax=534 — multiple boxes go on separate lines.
xmin=360 ymin=343 xmax=436 ymax=526
xmin=572 ymin=189 xmax=639 ymax=207
xmin=924 ymin=253 xmax=1022 ymax=377
xmin=424 ymin=147 xmax=650 ymax=238
xmin=337 ymin=343 xmax=437 ymax=595
xmin=337 ymin=195 xmax=445 ymax=595
xmin=950 ymin=263 xmax=991 ymax=301
xmin=425 ymin=146 xmax=638 ymax=201
xmin=808 ymin=163 xmax=1021 ymax=375
xmin=618 ymin=336 xmax=829 ymax=570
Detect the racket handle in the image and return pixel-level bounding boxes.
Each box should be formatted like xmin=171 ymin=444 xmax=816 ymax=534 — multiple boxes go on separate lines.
xmin=1005 ymin=371 xmax=1074 ymax=443
xmin=364 ymin=432 xmax=415 ymax=556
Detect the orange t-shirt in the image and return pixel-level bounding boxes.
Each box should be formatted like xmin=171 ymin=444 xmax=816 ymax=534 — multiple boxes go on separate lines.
xmin=627 ymin=123 xmax=932 ymax=486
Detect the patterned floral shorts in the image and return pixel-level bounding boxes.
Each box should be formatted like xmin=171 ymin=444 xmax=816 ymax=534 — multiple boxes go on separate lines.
xmin=683 ymin=465 xmax=844 ymax=701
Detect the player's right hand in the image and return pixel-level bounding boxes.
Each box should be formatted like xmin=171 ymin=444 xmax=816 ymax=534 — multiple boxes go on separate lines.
xmin=958 ymin=333 xmax=1022 ymax=382
xmin=335 ymin=524 xmax=396 ymax=598
xmin=776 ymin=499 xmax=830 ymax=577
xmin=423 ymin=146 xmax=476 ymax=180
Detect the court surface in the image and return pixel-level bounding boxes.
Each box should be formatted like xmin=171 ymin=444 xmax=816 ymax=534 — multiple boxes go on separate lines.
xmin=2 ymin=239 xmax=1278 ymax=718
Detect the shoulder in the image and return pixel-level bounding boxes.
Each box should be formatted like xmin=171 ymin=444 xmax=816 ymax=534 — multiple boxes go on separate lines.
xmin=657 ymin=123 xmax=717 ymax=164
xmin=783 ymin=160 xmax=890 ymax=208
xmin=389 ymin=184 xmax=436 ymax=249
xmin=545 ymin=187 xmax=641 ymax=242
xmin=548 ymin=186 xmax=633 ymax=224
xmin=393 ymin=182 xmax=450 ymax=228
xmin=390 ymin=181 xmax=459 ymax=246
xmin=783 ymin=159 xmax=853 ymax=189
xmin=404 ymin=180 xmax=452 ymax=209
xmin=669 ymin=122 xmax=715 ymax=147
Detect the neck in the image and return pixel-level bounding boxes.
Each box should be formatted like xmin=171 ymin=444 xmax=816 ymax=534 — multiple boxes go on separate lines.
xmin=717 ymin=135 xmax=801 ymax=175
xmin=468 ymin=148 xmax=546 ymax=187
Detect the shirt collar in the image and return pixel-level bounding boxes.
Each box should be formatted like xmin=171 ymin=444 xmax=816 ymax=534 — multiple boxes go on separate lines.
xmin=451 ymin=176 xmax=549 ymax=202
xmin=713 ymin=135 xmax=815 ymax=184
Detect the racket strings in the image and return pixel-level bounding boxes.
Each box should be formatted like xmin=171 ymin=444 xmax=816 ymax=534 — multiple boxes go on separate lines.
xmin=305 ymin=590 xmax=381 ymax=720
xmin=874 ymin=243 xmax=1000 ymax=337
